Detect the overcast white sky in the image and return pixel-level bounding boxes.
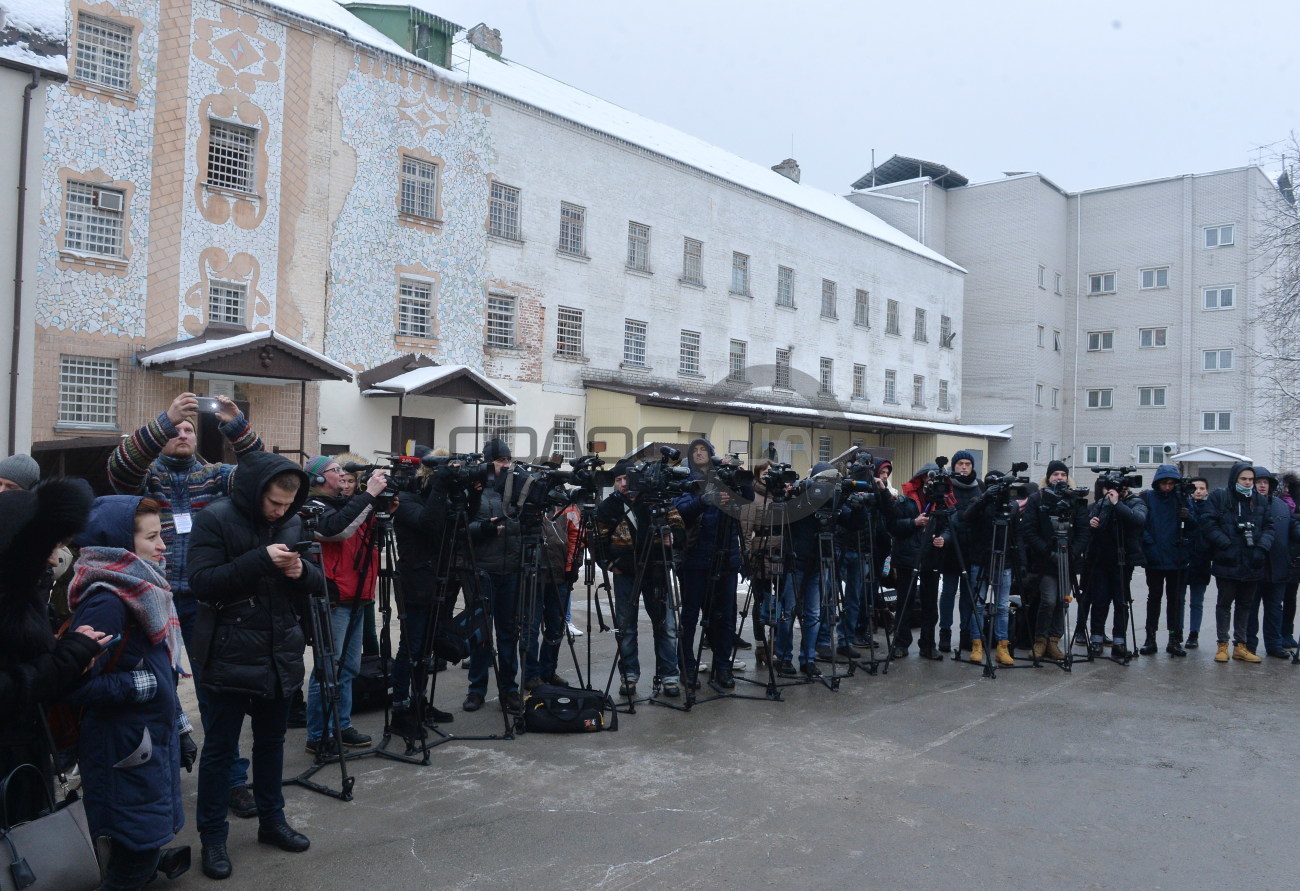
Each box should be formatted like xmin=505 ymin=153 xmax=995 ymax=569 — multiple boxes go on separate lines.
xmin=426 ymin=0 xmax=1297 ymax=194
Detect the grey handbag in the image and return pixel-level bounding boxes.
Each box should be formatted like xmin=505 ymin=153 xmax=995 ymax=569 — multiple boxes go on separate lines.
xmin=0 ymin=763 xmax=100 ymax=891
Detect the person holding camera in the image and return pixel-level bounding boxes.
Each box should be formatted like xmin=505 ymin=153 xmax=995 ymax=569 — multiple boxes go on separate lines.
xmin=1019 ymin=462 xmax=1091 ymax=660
xmin=888 ymin=463 xmax=950 ymax=660
xmin=1244 ymin=467 xmax=1297 ymax=658
xmin=1201 ymin=462 xmax=1275 ymax=663
xmin=187 ymin=452 xmax=320 ymax=880
xmin=962 ymin=469 xmax=1024 ymax=666
xmin=828 ymin=459 xmax=896 ymax=656
xmin=108 ymin=390 xmax=264 ymax=819
xmin=1082 ymin=473 xmax=1147 ymax=659
xmin=300 ymin=456 xmax=389 ymax=754
xmin=1138 ymin=465 xmax=1196 ymax=657
xmin=594 ymin=460 xmax=685 ymax=698
xmin=937 ymin=451 xmax=985 ymax=660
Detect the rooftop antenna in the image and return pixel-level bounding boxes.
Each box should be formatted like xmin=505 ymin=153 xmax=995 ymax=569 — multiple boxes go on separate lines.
xmin=871 ymin=148 xmax=876 ymax=187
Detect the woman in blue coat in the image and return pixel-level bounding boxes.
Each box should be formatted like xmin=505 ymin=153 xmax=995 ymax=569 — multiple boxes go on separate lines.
xmin=65 ymin=496 xmax=193 ymax=890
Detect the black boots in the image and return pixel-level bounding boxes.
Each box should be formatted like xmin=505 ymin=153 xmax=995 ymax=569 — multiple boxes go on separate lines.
xmin=1166 ymin=635 xmax=1187 ymax=657
xmin=1139 ymin=634 xmax=1158 ymax=656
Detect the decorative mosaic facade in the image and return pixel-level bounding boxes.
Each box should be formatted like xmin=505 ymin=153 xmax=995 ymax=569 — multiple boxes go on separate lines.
xmin=328 ymin=60 xmax=493 ymax=370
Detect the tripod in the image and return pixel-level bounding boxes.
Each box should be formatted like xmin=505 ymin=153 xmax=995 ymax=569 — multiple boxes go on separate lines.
xmin=886 ymin=506 xmax=947 ymax=668
xmin=734 ymin=497 xmax=789 ymax=699
xmin=1081 ymin=498 xmax=1138 ymax=666
xmin=841 ymin=499 xmax=890 ymax=676
xmin=1034 ymin=512 xmax=1076 ymax=672
xmin=974 ymin=495 xmax=1032 ymax=675
xmin=808 ymin=503 xmax=850 ymax=691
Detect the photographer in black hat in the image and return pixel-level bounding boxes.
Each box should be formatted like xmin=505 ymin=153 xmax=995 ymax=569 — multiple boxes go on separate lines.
xmin=1019 ymin=461 xmax=1091 ymax=660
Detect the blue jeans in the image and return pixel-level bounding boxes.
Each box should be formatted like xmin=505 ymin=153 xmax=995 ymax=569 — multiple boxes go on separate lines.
xmin=939 ymin=567 xmax=983 ymax=640
xmin=176 ymin=595 xmax=249 ymax=790
xmin=776 ymin=566 xmax=823 ymax=665
xmin=678 ymin=568 xmax=737 ymax=674
xmin=1188 ymin=582 xmax=1208 ymax=633
xmin=612 ymin=568 xmax=679 ymax=683
xmin=1247 ymin=581 xmax=1286 ymax=652
xmin=467 ymin=573 xmax=521 ymax=696
xmin=196 ymin=692 xmax=290 ymax=845
xmin=972 ymin=565 xmax=1010 ymax=641
xmin=306 ymin=603 xmax=365 ymax=739
xmin=524 ymin=581 xmax=569 ymax=683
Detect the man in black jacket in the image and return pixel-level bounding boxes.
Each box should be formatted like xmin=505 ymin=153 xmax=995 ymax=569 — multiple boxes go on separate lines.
xmin=1083 ymin=477 xmax=1147 ymax=659
xmin=1019 ymin=462 xmax=1091 ymax=660
xmin=1245 ymin=467 xmax=1296 ymax=657
xmin=188 ymin=452 xmax=321 ymax=880
xmin=1202 ymin=461 xmax=1275 ymax=663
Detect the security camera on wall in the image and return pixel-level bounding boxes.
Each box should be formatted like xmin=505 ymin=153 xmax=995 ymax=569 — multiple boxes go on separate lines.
xmin=1163 ymin=442 xmax=1177 ymax=455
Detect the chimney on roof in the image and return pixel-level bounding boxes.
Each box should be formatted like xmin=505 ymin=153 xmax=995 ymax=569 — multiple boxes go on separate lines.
xmin=772 ymin=158 xmax=801 ymax=183
xmin=467 ymin=22 xmax=502 ymax=56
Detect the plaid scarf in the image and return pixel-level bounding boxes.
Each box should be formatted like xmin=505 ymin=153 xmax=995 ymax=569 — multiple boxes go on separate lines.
xmin=68 ymin=547 xmax=185 ymax=674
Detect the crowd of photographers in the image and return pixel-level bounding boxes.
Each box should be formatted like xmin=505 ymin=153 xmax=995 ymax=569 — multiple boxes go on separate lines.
xmin=4 ymin=388 xmax=1300 ymax=888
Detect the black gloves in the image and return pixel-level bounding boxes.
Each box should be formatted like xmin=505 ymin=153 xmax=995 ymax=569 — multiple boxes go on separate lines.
xmin=180 ymin=732 xmax=198 ymax=772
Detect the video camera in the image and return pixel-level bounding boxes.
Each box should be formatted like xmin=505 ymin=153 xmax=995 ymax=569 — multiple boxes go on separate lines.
xmin=1091 ymin=465 xmax=1143 ymax=492
xmin=341 ymin=455 xmax=426 ymax=500
xmin=625 ymin=446 xmax=692 ymax=501
xmin=419 ymin=453 xmax=489 ymax=491
xmin=707 ymin=454 xmax=754 ymax=489
xmin=983 ymin=461 xmax=1031 ymax=502
xmin=923 ymin=456 xmax=953 ymax=502
xmin=761 ymin=462 xmax=799 ymax=499
xmin=1041 ymin=478 xmax=1090 ymax=515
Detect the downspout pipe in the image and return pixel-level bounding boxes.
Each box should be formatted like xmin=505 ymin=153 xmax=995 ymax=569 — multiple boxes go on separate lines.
xmin=9 ymin=69 xmax=40 ymax=454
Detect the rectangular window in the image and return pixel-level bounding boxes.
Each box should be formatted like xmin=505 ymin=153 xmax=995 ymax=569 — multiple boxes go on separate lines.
xmin=1138 ymin=386 xmax=1167 ymax=407
xmin=1087 ymin=331 xmax=1114 ymax=351
xmin=1204 ymin=224 xmax=1235 ymax=247
xmin=1202 ymin=349 xmax=1234 ymax=371
xmin=1035 ymin=383 xmax=1043 ymax=405
xmin=207 ymin=120 xmax=256 ymax=193
xmin=488 ymin=182 xmax=521 ymax=240
xmin=1053 ymin=329 xmax=1062 ymax=351
xmin=555 ymin=306 xmax=583 ymax=358
xmin=728 ymin=340 xmax=747 ymax=381
xmin=1202 ymin=411 xmax=1232 ymax=432
xmin=939 ymin=314 xmax=953 ymax=348
xmin=1050 ymin=443 xmax=1057 ymax=461
xmin=1037 ymin=325 xmax=1045 ymax=347
xmin=398 ymin=279 xmax=433 ymax=338
xmin=938 ymin=379 xmax=950 ymax=411
xmin=559 ymin=202 xmax=586 ymax=255
xmin=74 ymin=13 xmax=133 ymax=92
xmin=623 ymin=319 xmax=647 ymax=368
xmin=819 ymin=357 xmax=834 ymax=395
xmin=627 ymin=222 xmax=650 ymax=271
xmin=1051 ymin=387 xmax=1060 ymax=409
xmin=912 ymin=375 xmax=926 ymax=408
xmin=731 ymin=252 xmax=750 ymax=295
xmin=58 ymin=356 xmax=118 ymax=427
xmin=552 ymin=416 xmax=579 ymax=459
xmin=679 ymin=330 xmax=701 ymax=375
xmin=884 ymin=369 xmax=898 ymax=404
xmin=852 ymin=363 xmax=867 ymax=399
xmin=1088 ymin=272 xmax=1116 ymax=294
xmin=1054 ymin=272 xmax=1063 ymax=295
xmin=774 ymin=348 xmax=791 ymax=389
xmin=818 ymin=435 xmax=833 ymax=463
xmin=1139 ymin=327 xmax=1167 ymax=348
xmin=399 ymin=155 xmax=438 ymax=219
xmin=1038 ymin=265 xmax=1046 ymax=288
xmin=485 ymin=293 xmax=516 ymax=348
xmin=854 ymin=289 xmax=870 ymax=327
xmin=820 ymin=279 xmax=838 ymax=319
xmin=1033 ymin=441 xmax=1042 ymax=462
xmin=914 ymin=308 xmax=928 ymax=343
xmin=208 ymin=280 xmax=245 ymax=326
xmin=1140 ymin=266 xmax=1170 ymax=289
xmin=885 ymin=299 xmax=901 ymax=335
xmin=63 ymin=181 xmax=125 ymax=257
xmin=776 ymin=266 xmax=795 ymax=307
xmin=1203 ymin=286 xmax=1235 ymax=309
xmin=1086 ymin=388 xmax=1113 ymax=409
xmin=483 ymin=409 xmax=514 ymax=453
xmin=1136 ymin=445 xmax=1165 ymax=465
xmin=682 ymin=238 xmax=703 ymax=285
xmin=1085 ymin=445 xmax=1112 ymax=465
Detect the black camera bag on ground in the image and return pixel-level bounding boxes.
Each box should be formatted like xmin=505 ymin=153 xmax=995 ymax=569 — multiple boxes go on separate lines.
xmin=522 ymin=684 xmax=618 ymax=733
xmin=433 ymin=600 xmax=489 ymax=664
xmin=350 ymin=654 xmax=390 ymax=711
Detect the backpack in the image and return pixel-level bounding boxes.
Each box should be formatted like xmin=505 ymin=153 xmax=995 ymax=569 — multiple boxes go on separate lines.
xmin=522 ymin=684 xmax=618 ymax=733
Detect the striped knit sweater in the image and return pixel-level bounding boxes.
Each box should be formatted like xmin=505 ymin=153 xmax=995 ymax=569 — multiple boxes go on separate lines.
xmin=107 ymin=411 xmax=263 ymax=598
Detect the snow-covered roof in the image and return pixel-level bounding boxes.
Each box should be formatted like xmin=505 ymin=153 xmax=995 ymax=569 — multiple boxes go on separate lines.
xmin=0 ymin=0 xmax=69 ymax=75
xmin=1169 ymin=446 xmax=1252 ymax=465
xmin=263 ymin=0 xmax=415 ymax=60
xmin=369 ymin=363 xmax=517 ymax=405
xmin=716 ymin=399 xmax=1012 ymax=440
xmin=139 ymin=329 xmax=354 ymax=379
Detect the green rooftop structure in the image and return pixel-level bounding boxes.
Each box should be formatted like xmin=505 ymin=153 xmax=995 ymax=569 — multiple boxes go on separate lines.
xmin=342 ymin=3 xmax=462 ymax=68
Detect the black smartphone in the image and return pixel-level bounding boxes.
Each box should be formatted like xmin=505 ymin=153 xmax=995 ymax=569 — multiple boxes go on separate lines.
xmin=195 ymin=396 xmax=221 ymax=413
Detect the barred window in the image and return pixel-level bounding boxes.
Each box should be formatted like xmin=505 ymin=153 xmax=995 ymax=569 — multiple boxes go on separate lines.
xmin=884 ymin=369 xmax=898 ymax=404
xmin=728 ymin=340 xmax=747 ymax=382
xmin=489 ymin=182 xmax=521 ymax=240
xmin=59 ymin=356 xmax=118 ymax=427
xmin=940 ymin=315 xmax=953 ymax=347
xmin=774 ymin=348 xmax=791 ymax=389
xmin=913 ymin=308 xmax=928 ymax=343
xmin=852 ymin=363 xmax=867 ymax=399
xmin=398 ymin=279 xmax=433 ymax=338
xmin=820 ymin=279 xmax=837 ymax=319
xmin=559 ymin=202 xmax=586 ymax=255
xmin=776 ymin=266 xmax=794 ymax=307
xmin=938 ymin=379 xmax=950 ymax=411
xmin=682 ymin=238 xmax=703 ymax=285
xmin=912 ymin=375 xmax=926 ymax=408
xmin=485 ymin=293 xmax=516 ymax=348
xmin=553 ymin=416 xmax=579 ymax=459
xmin=627 ymin=222 xmax=650 ymax=271
xmin=74 ymin=13 xmax=133 ymax=92
xmin=623 ymin=319 xmax=647 ymax=368
xmin=207 ymin=120 xmax=256 ymax=192
xmin=818 ymin=435 xmax=832 ymax=463
xmin=679 ymin=330 xmax=701 ymax=375
xmin=400 ymin=155 xmax=438 ymax=219
xmin=208 ymin=280 xmax=245 ymax=326
xmin=484 ymin=410 xmax=513 ymax=452
xmin=854 ymin=289 xmax=870 ymax=327
xmin=731 ymin=252 xmax=750 ymax=295
xmin=819 ymin=357 xmax=834 ymax=395
xmin=63 ymin=181 xmax=125 ymax=257
xmin=556 ymin=306 xmax=583 ymax=358
xmin=886 ymin=299 xmax=901 ymax=335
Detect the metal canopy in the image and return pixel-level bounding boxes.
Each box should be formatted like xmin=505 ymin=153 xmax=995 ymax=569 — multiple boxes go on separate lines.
xmin=136 ymin=326 xmax=354 ymax=383
xmin=851 ymin=154 xmax=969 ymax=191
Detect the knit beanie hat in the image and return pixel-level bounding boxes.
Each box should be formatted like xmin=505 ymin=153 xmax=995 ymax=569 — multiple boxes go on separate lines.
xmin=951 ymin=450 xmax=975 ymax=468
xmin=0 ymin=453 xmax=40 ymax=490
xmin=1046 ymin=460 xmax=1069 ymax=477
xmin=305 ymin=455 xmax=335 ymax=481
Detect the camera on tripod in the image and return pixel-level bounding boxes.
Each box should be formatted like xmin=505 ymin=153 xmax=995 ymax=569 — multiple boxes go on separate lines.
xmin=983 ymin=461 xmax=1030 ymax=503
xmin=1042 ymin=479 xmax=1090 ymax=515
xmin=625 ymin=446 xmax=692 ymax=500
xmin=761 ymin=462 xmax=799 ymax=500
xmin=1091 ymin=465 xmax=1143 ymax=492
xmin=922 ymin=456 xmax=953 ymax=501
xmin=707 ymin=454 xmax=754 ymax=488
